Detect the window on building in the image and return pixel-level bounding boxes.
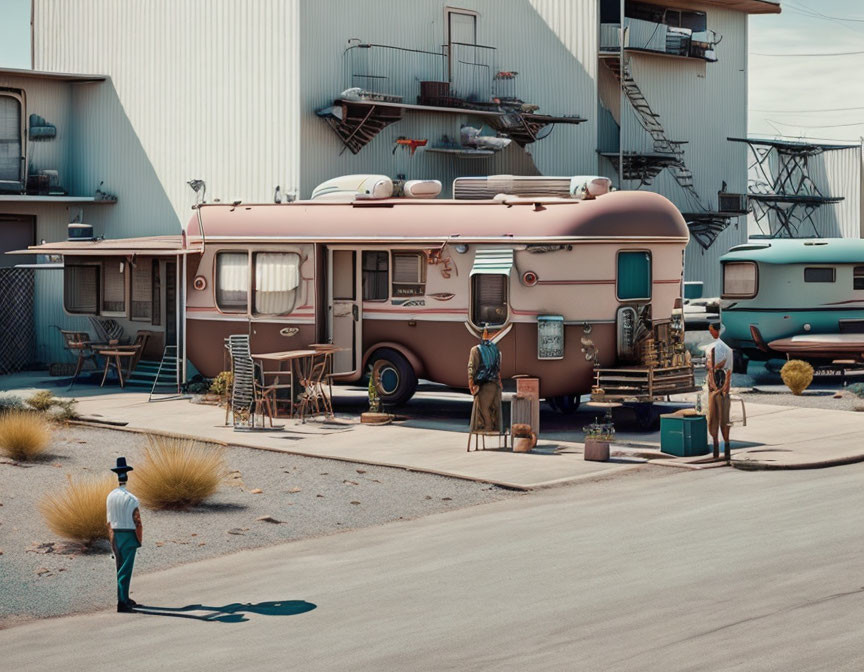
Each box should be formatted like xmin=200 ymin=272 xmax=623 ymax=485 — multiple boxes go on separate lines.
xmin=854 ymin=267 xmax=864 ymax=290
xmin=101 ymin=260 xmax=126 ymax=314
xmin=151 ymin=261 xmax=161 ymax=326
xmin=617 ymin=251 xmax=652 ymax=301
xmin=391 ymin=252 xmax=426 ymax=297
xmin=216 ymin=251 xmax=249 ymax=313
xmin=0 ymin=92 xmax=24 ymax=189
xmin=64 ymin=265 xmax=99 ymax=314
xmin=722 ymin=261 xmax=758 ymax=298
xmin=804 ymin=267 xmax=835 ymax=283
xmin=130 ymin=259 xmax=153 ymax=321
xmin=471 ymin=274 xmax=508 ymax=326
xmin=625 ymin=1 xmax=706 ymax=31
xmin=254 ymin=252 xmax=300 ymax=315
xmin=362 ymin=251 xmax=389 ymax=301
xmin=447 ymin=9 xmax=477 ymax=45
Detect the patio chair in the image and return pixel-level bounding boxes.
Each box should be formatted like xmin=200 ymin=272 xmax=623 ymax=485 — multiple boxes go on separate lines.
xmin=226 ymin=335 xmax=273 ymax=429
xmin=298 ymin=353 xmax=332 ymax=422
xmin=88 ymin=316 xmax=125 ymax=346
xmin=59 ymin=329 xmax=99 ymax=387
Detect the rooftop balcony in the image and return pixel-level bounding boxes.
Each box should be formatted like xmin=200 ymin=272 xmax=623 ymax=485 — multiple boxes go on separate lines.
xmin=600 ymin=18 xmax=720 ymax=62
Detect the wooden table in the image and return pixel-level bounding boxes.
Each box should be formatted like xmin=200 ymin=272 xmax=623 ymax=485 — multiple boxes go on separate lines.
xmin=97 ymin=346 xmax=141 ymax=388
xmin=252 ymin=350 xmax=319 ymax=418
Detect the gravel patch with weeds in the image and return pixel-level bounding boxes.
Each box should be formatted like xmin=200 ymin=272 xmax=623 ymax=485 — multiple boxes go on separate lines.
xmin=0 ymin=425 xmax=516 ymax=627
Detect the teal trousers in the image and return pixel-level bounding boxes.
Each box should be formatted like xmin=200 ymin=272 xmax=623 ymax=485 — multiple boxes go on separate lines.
xmin=112 ymin=530 xmax=140 ymax=604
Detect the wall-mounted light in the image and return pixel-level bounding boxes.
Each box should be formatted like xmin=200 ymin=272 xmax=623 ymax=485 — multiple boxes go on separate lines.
xmin=454 ymin=243 xmax=469 ymax=254
xmin=521 ymin=270 xmax=538 ymax=287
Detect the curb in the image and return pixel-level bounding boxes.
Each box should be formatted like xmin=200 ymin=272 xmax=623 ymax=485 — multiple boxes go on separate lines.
xmin=732 ymin=452 xmax=864 ymax=471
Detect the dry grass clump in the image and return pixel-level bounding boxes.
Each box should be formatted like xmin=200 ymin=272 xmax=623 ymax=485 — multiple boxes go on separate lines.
xmin=0 ymin=410 xmax=51 ymax=461
xmin=27 ymin=390 xmax=57 ymax=412
xmin=39 ymin=473 xmax=115 ymax=543
xmin=130 ymin=435 xmax=226 ymax=509
xmin=781 ymin=359 xmax=814 ymax=396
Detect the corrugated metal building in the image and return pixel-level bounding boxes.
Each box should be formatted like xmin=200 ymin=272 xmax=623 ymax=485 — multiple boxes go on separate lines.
xmin=5 ymin=0 xmax=787 ymax=366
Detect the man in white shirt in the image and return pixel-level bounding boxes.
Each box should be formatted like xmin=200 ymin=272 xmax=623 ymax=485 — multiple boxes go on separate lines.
xmin=706 ymin=322 xmax=733 ymax=462
xmin=106 ymin=457 xmax=142 ymax=613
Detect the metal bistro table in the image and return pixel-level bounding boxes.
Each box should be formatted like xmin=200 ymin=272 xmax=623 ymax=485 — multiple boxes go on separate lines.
xmin=251 ymin=349 xmax=319 ymax=419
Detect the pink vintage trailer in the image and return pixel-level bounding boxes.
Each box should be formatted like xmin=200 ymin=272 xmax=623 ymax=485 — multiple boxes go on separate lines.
xmin=21 ymin=185 xmax=693 ymax=409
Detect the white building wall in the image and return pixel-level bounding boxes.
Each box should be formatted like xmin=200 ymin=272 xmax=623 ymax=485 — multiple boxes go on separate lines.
xmin=608 ymin=5 xmax=749 ymax=295
xmin=33 ymin=0 xmax=302 ymax=229
xmin=298 ymin=0 xmax=598 ymax=198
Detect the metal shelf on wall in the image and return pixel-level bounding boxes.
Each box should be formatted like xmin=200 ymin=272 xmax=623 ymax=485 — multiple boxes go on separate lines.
xmin=424 ymin=147 xmax=496 ymax=158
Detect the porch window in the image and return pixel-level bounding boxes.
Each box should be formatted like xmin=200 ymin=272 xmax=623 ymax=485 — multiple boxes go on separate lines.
xmin=804 ymin=267 xmax=835 ymax=283
xmin=101 ymin=260 xmax=126 ymax=314
xmin=0 ymin=92 xmax=24 ymax=189
xmin=854 ymin=266 xmax=864 ymax=290
xmin=362 ymin=251 xmax=389 ymax=301
xmin=64 ymin=265 xmax=99 ymax=314
xmin=131 ymin=259 xmax=153 ymax=321
xmin=254 ymin=252 xmax=300 ymax=315
xmin=617 ymin=251 xmax=652 ymax=301
xmin=392 ymin=252 xmax=425 ymax=297
xmin=216 ymin=251 xmax=249 ymax=313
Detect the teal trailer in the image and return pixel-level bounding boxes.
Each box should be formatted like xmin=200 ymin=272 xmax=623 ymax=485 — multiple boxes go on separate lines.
xmin=720 ymin=239 xmax=864 ymax=371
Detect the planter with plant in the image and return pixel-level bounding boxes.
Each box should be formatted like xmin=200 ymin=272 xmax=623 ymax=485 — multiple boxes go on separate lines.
xmin=582 ymin=413 xmax=615 ymax=462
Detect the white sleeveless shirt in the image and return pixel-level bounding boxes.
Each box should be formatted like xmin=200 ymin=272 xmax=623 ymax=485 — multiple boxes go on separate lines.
xmin=106 ymin=485 xmax=140 ymax=530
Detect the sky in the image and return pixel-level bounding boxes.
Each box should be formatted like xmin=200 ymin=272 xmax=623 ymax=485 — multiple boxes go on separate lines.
xmin=0 ymin=0 xmax=862 ymax=142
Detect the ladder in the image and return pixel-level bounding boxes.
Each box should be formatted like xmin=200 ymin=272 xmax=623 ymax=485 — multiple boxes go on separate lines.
xmin=148 ymin=345 xmax=183 ymax=401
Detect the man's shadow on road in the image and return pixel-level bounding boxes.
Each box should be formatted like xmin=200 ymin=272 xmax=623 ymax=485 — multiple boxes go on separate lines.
xmin=133 ymin=600 xmax=316 ymax=623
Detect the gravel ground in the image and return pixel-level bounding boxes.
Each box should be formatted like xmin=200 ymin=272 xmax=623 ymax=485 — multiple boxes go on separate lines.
xmin=0 ymin=425 xmax=517 ymax=627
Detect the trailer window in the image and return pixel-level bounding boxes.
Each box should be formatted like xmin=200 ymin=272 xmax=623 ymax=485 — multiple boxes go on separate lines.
xmin=804 ymin=267 xmax=835 ymax=283
xmin=254 ymin=252 xmax=300 ymax=315
xmin=101 ymin=260 xmax=126 ymax=315
xmin=362 ymin=251 xmax=389 ymax=301
xmin=216 ymin=252 xmax=249 ymax=313
xmin=722 ymin=261 xmax=758 ymax=298
xmin=130 ymin=259 xmax=152 ymax=321
xmin=617 ymin=251 xmax=652 ymax=301
xmin=392 ymin=252 xmax=425 ymax=297
xmin=472 ymin=274 xmax=508 ymax=326
xmin=64 ymin=265 xmax=99 ymax=314
xmin=854 ymin=267 xmax=864 ymax=290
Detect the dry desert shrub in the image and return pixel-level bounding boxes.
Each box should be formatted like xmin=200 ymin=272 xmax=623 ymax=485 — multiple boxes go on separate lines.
xmin=130 ymin=435 xmax=226 ymax=509
xmin=0 ymin=410 xmax=51 ymax=461
xmin=781 ymin=359 xmax=814 ymax=396
xmin=39 ymin=473 xmax=115 ymax=543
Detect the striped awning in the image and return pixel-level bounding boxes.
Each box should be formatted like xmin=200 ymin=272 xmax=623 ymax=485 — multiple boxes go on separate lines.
xmin=470 ymin=248 xmax=514 ymax=276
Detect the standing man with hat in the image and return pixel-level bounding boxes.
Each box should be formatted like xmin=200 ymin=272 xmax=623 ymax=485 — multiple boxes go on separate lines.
xmin=107 ymin=457 xmax=142 ymax=612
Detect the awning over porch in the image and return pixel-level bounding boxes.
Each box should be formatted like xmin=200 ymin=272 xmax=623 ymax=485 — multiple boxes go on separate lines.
xmin=7 ymin=235 xmax=201 ymax=257
xmin=470 ymin=248 xmax=515 ymax=276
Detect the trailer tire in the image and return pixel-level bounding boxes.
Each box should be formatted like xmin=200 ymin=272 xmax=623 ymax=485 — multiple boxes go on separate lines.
xmin=733 ymin=350 xmax=748 ymax=375
xmin=369 ymin=348 xmax=418 ymax=407
xmin=547 ymin=395 xmax=579 ymax=414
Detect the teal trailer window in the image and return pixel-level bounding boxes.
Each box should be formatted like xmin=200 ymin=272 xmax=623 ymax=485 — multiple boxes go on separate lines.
xmin=617 ymin=251 xmax=652 ymax=301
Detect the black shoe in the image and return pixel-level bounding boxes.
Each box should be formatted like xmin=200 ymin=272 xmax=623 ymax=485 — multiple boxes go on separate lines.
xmin=127 ymin=598 xmax=138 ymax=607
xmin=117 ymin=602 xmax=135 ymax=613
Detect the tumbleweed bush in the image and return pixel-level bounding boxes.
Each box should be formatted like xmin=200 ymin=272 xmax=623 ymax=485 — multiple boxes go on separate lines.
xmin=130 ymin=435 xmax=226 ymax=509
xmin=0 ymin=410 xmax=51 ymax=461
xmin=780 ymin=359 xmax=814 ymax=396
xmin=39 ymin=473 xmax=115 ymax=543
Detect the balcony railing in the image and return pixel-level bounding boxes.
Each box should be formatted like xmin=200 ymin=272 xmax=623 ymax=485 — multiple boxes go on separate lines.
xmin=344 ymin=41 xmax=500 ymax=107
xmin=600 ymin=19 xmax=720 ymax=62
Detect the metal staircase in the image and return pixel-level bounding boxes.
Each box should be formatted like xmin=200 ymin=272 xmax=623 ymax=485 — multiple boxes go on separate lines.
xmin=146 ymin=345 xmax=182 ymax=401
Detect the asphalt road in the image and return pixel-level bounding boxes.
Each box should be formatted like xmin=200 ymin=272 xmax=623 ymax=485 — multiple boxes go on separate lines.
xmin=2 ymin=463 xmax=864 ymax=671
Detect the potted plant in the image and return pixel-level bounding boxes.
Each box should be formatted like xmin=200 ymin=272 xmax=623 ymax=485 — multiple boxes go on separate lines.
xmin=583 ymin=413 xmax=615 ymax=462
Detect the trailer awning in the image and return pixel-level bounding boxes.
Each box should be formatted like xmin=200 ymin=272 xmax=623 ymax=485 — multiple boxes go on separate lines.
xmin=6 ymin=235 xmax=202 ymax=257
xmin=470 ymin=248 xmax=515 ymax=276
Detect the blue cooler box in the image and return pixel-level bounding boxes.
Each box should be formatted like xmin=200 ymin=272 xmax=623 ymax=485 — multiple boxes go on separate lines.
xmin=660 ymin=414 xmax=709 ymax=457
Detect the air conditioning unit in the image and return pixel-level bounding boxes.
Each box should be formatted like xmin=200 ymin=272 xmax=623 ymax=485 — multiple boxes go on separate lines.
xmin=453 ymin=175 xmax=611 ymax=201
xmin=718 ymin=192 xmax=749 ymax=214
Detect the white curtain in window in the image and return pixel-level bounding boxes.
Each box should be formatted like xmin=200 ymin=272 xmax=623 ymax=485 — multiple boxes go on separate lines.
xmin=64 ymin=266 xmax=98 ymax=314
xmin=255 ymin=252 xmax=300 ymax=315
xmin=102 ymin=262 xmax=126 ymax=313
xmin=216 ymin=252 xmax=249 ymax=311
xmin=0 ymin=95 xmax=22 ymax=183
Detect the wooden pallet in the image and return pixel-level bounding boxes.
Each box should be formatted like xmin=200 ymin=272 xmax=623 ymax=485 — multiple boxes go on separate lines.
xmin=593 ymin=365 xmax=698 ymax=402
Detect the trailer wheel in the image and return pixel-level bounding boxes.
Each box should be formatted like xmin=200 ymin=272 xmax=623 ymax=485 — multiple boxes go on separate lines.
xmin=733 ymin=350 xmax=748 ymax=375
xmin=369 ymin=348 xmax=418 ymax=407
xmin=547 ymin=395 xmax=579 ymax=414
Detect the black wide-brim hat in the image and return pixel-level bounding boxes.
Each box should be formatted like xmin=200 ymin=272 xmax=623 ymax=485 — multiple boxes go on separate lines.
xmin=111 ymin=456 xmax=133 ymax=473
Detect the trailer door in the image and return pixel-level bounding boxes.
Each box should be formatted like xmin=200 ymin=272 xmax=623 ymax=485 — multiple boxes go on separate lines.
xmin=328 ymin=249 xmax=361 ymax=375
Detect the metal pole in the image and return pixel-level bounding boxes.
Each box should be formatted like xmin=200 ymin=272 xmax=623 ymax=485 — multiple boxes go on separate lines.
xmin=619 ymin=0 xmax=625 ymax=191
